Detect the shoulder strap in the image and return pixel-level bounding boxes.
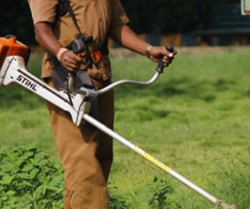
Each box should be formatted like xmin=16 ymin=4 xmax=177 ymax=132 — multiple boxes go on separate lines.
xmin=57 ymin=0 xmax=82 ymax=35
xmin=56 ymin=0 xmax=109 ymax=58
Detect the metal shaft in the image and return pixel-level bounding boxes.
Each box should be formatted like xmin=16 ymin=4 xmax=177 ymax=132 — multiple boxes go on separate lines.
xmin=69 ymin=72 xmax=160 ymax=97
xmin=83 ymin=113 xmax=218 ymax=204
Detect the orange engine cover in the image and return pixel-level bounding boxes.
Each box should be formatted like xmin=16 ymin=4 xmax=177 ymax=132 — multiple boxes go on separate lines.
xmin=0 ymin=36 xmax=30 ymax=69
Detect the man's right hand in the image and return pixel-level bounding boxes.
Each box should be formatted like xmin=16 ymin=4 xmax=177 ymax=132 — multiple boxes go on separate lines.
xmin=59 ymin=49 xmax=83 ymax=72
xmin=35 ymin=22 xmax=82 ymax=72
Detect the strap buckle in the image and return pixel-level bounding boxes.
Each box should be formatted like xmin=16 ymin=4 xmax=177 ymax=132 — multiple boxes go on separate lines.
xmin=91 ymin=49 xmax=103 ymax=63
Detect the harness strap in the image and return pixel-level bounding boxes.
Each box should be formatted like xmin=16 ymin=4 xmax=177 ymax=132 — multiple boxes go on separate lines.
xmin=58 ymin=0 xmax=82 ymax=36
xmin=56 ymin=0 xmax=109 ymax=60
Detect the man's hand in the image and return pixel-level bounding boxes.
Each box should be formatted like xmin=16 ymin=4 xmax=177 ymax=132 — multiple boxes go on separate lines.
xmin=35 ymin=22 xmax=82 ymax=72
xmin=109 ymin=24 xmax=177 ymax=67
xmin=148 ymin=46 xmax=177 ymax=67
xmin=58 ymin=49 xmax=83 ymax=72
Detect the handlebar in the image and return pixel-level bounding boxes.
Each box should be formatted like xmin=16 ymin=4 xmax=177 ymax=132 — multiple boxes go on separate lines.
xmin=68 ymin=44 xmax=174 ymax=97
xmin=156 ymin=44 xmax=174 ymax=73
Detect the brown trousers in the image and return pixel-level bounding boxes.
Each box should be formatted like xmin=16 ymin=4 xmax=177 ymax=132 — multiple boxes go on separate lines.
xmin=45 ymin=78 xmax=114 ymax=209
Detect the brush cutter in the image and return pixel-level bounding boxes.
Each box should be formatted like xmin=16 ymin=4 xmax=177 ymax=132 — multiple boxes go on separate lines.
xmin=0 ymin=36 xmax=237 ymax=209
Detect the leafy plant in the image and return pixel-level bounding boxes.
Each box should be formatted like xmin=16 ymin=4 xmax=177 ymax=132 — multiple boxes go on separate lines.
xmin=0 ymin=143 xmax=182 ymax=209
xmin=108 ymin=182 xmax=131 ymax=209
xmin=0 ymin=142 xmax=64 ymax=209
xmin=108 ymin=175 xmax=182 ymax=209
xmin=143 ymin=174 xmax=181 ymax=209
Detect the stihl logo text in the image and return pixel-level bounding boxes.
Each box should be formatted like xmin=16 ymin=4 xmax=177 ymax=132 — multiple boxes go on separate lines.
xmin=16 ymin=75 xmax=38 ymax=91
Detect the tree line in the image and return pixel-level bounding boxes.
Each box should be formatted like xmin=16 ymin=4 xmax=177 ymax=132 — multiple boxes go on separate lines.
xmin=0 ymin=0 xmax=238 ymax=45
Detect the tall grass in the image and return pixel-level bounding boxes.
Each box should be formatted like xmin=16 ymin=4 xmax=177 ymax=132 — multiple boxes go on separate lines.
xmin=207 ymin=150 xmax=250 ymax=208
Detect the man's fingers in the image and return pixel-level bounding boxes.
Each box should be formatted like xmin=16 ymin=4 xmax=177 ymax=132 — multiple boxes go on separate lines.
xmin=163 ymin=60 xmax=171 ymax=65
xmin=62 ymin=51 xmax=82 ymax=62
xmin=67 ymin=62 xmax=79 ymax=69
xmin=164 ymin=55 xmax=174 ymax=60
xmin=61 ymin=51 xmax=82 ymax=71
xmin=148 ymin=46 xmax=177 ymax=66
xmin=67 ymin=51 xmax=83 ymax=62
xmin=163 ymin=55 xmax=174 ymax=63
xmin=61 ymin=61 xmax=76 ymax=72
xmin=162 ymin=49 xmax=177 ymax=58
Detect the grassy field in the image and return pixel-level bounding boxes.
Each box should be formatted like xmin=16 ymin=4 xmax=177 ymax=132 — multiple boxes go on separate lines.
xmin=1 ymin=47 xmax=250 ymax=208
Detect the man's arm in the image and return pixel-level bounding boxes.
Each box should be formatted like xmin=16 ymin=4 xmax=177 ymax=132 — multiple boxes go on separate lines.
xmin=35 ymin=22 xmax=82 ymax=72
xmin=109 ymin=24 xmax=177 ymax=66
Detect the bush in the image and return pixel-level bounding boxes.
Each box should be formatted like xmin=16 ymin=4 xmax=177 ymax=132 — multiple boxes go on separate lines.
xmin=0 ymin=142 xmax=64 ymax=209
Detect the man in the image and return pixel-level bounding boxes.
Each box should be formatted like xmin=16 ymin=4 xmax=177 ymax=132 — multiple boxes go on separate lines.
xmin=28 ymin=0 xmax=177 ymax=208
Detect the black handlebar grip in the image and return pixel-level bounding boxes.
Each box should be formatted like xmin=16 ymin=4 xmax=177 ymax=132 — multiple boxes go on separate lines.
xmin=155 ymin=44 xmax=174 ymax=74
xmin=72 ymin=39 xmax=86 ymax=54
xmin=165 ymin=44 xmax=174 ymax=53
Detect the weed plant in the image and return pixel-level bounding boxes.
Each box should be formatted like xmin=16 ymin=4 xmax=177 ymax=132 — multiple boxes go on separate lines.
xmin=207 ymin=149 xmax=250 ymax=209
xmin=178 ymin=149 xmax=250 ymax=209
xmin=0 ymin=142 xmax=64 ymax=209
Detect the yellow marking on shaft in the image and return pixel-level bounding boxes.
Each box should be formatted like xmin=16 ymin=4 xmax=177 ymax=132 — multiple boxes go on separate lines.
xmin=134 ymin=147 xmax=171 ymax=172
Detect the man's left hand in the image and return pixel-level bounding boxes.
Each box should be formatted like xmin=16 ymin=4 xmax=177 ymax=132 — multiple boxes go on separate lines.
xmin=148 ymin=46 xmax=177 ymax=67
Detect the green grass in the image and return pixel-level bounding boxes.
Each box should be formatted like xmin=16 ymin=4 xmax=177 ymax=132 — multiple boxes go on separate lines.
xmin=1 ymin=48 xmax=250 ymax=208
